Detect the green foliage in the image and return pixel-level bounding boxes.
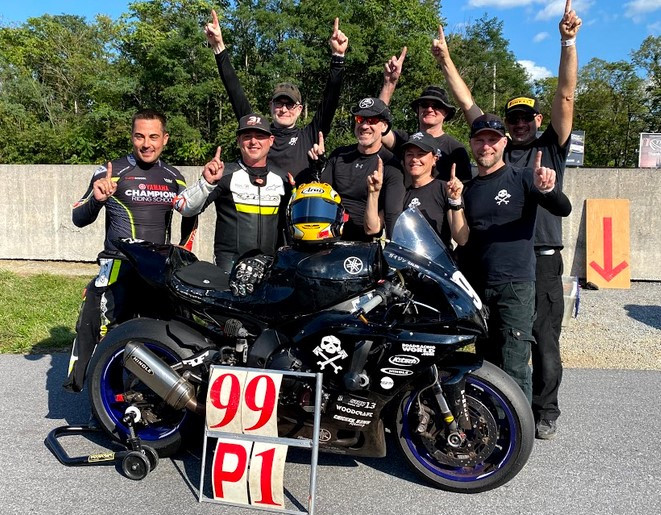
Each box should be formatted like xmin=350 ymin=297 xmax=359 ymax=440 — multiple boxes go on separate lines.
xmin=0 ymin=1 xmax=658 ymax=167
xmin=0 ymin=270 xmax=90 ymax=353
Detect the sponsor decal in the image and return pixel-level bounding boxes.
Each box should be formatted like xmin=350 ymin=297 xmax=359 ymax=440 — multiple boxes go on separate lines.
xmin=301 ymin=186 xmax=325 ymax=195
xmin=380 ymin=377 xmax=394 ymax=390
xmin=408 ymin=197 xmax=421 ymax=209
xmin=343 ymin=257 xmax=363 ymax=275
xmin=388 ymin=354 xmax=420 ymax=366
xmin=337 ymin=396 xmax=377 ymax=410
xmin=494 ymin=189 xmax=511 ymax=205
xmin=319 ymin=428 xmax=332 ymax=442
xmin=401 ymin=343 xmax=435 ymax=356
xmin=332 ymin=414 xmax=371 ymax=427
xmin=288 ymin=136 xmax=299 ymax=146
xmin=335 ymin=405 xmax=374 ymax=418
xmin=124 ymin=189 xmax=177 ymax=202
xmin=131 ymin=356 xmax=154 ymax=375
xmin=313 ymin=336 xmax=348 ymax=374
xmin=380 ymin=367 xmax=414 ymax=377
xmin=88 ymin=452 xmax=115 ymax=463
xmin=507 ymin=97 xmax=535 ymax=109
xmin=359 ymin=98 xmax=375 ymax=109
xmin=246 ymin=115 xmax=262 ymax=126
xmin=410 ymin=132 xmax=424 ymax=141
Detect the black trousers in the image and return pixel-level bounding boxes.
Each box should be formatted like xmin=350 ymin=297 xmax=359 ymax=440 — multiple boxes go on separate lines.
xmin=531 ymin=251 xmax=564 ymax=421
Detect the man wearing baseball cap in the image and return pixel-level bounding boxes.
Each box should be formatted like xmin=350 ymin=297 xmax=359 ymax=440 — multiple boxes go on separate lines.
xmin=458 ymin=113 xmax=571 ymax=406
xmin=205 ymin=11 xmax=348 ymax=180
xmin=364 ymin=130 xmax=468 ymax=248
xmin=433 ymin=0 xmax=582 ymax=439
xmin=320 ymin=97 xmax=404 ymax=241
xmin=378 ymin=52 xmax=472 ymax=184
xmin=174 ymin=113 xmax=292 ymax=285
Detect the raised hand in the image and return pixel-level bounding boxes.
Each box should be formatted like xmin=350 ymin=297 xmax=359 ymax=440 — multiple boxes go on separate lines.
xmin=205 ymin=9 xmax=225 ymax=52
xmin=367 ymin=157 xmax=383 ymax=194
xmin=383 ymin=47 xmax=407 ymax=85
xmin=431 ymin=25 xmax=450 ymax=64
xmin=446 ymin=163 xmax=463 ymax=200
xmin=533 ymin=150 xmax=556 ymax=192
xmin=329 ymin=18 xmax=348 ymax=56
xmin=202 ymin=146 xmax=224 ymax=184
xmin=559 ymin=0 xmax=582 ymax=40
xmin=308 ymin=132 xmax=325 ymax=161
xmin=93 ymin=162 xmax=117 ymax=202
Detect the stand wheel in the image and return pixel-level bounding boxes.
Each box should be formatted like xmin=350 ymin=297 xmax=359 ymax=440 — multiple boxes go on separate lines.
xmin=142 ymin=446 xmax=159 ymax=472
xmin=122 ymin=451 xmax=150 ymax=480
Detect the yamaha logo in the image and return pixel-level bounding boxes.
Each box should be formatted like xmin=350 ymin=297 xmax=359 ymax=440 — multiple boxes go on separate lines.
xmin=388 ymin=355 xmax=420 ymax=366
xmin=359 ymin=98 xmax=374 ymax=109
xmin=131 ymin=356 xmax=154 ymax=375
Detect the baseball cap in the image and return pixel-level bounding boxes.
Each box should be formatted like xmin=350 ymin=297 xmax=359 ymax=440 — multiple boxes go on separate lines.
xmin=272 ymin=83 xmax=302 ymax=104
xmin=470 ymin=113 xmax=507 ymax=138
xmin=410 ymin=86 xmax=456 ymax=121
xmin=350 ymin=97 xmax=392 ymax=124
xmin=504 ymin=96 xmax=540 ymax=116
xmin=401 ymin=132 xmax=439 ymax=155
xmin=237 ymin=113 xmax=272 ymax=136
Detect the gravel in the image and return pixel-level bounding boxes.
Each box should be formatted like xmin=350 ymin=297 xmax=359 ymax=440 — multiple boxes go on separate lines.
xmin=1 ymin=260 xmax=659 ymax=370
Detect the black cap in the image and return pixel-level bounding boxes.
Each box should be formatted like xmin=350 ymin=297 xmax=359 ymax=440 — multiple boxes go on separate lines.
xmin=410 ymin=86 xmax=456 ymax=121
xmin=237 ymin=113 xmax=272 ymax=136
xmin=351 ymin=97 xmax=392 ymax=123
xmin=504 ymin=96 xmax=540 ymax=116
xmin=272 ymin=83 xmax=302 ymax=104
xmin=401 ymin=132 xmax=439 ymax=155
xmin=470 ymin=113 xmax=507 ymax=138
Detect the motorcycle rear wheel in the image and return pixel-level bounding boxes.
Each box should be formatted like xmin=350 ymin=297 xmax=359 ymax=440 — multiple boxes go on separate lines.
xmin=395 ymin=361 xmax=534 ymax=493
xmin=87 ymin=332 xmax=195 ymax=457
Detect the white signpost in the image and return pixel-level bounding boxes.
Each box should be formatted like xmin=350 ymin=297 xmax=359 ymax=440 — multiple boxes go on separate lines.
xmin=199 ymin=366 xmax=323 ymax=514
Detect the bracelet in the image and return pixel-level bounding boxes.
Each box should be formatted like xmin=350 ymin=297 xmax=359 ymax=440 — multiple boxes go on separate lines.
xmin=448 ymin=198 xmax=464 ymax=211
xmin=561 ymin=38 xmax=576 ymax=47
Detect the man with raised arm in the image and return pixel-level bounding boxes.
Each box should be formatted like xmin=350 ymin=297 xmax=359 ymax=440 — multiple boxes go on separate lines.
xmin=205 ymin=10 xmax=348 ymax=180
xmin=378 ymin=48 xmax=472 ymax=183
xmin=461 ymin=114 xmax=572 ymax=408
xmin=435 ymin=2 xmax=581 ymax=439
xmin=64 ymin=109 xmax=196 ymax=393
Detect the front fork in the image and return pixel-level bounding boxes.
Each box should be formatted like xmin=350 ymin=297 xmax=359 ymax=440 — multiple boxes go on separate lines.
xmin=415 ymin=366 xmax=471 ymax=447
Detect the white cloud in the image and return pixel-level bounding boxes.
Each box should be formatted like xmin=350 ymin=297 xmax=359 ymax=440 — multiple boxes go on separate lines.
xmin=518 ymin=60 xmax=553 ymax=80
xmin=648 ymin=20 xmax=661 ymax=35
xmin=533 ymin=32 xmax=550 ymax=42
xmin=534 ymin=0 xmax=594 ymax=21
xmin=625 ymin=0 xmax=661 ymax=23
xmin=468 ymin=0 xmax=535 ymax=7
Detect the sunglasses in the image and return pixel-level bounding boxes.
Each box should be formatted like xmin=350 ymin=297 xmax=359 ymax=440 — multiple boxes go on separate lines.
xmin=470 ymin=120 xmax=506 ymax=135
xmin=418 ymin=101 xmax=444 ymax=111
xmin=506 ymin=112 xmax=536 ymax=124
xmin=354 ymin=115 xmax=383 ymax=125
xmin=273 ymin=100 xmax=300 ymax=110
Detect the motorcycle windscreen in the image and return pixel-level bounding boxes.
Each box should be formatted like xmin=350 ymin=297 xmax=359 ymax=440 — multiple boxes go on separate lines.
xmin=390 ymin=207 xmax=456 ymax=271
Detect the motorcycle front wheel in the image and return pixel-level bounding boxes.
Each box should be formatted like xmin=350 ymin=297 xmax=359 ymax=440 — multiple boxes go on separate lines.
xmin=87 ymin=331 xmax=195 ymax=457
xmin=395 ymin=361 xmax=535 ymax=493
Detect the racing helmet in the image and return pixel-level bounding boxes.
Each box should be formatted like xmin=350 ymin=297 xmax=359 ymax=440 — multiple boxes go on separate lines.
xmin=288 ymin=182 xmax=344 ymax=245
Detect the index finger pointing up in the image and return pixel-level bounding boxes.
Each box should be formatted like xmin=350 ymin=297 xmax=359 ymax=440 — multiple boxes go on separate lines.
xmin=333 ymin=17 xmax=339 ymax=33
xmin=398 ymin=46 xmax=408 ymax=63
xmin=565 ymin=0 xmax=572 ymax=14
xmin=534 ymin=150 xmax=543 ymax=170
xmin=450 ymin=163 xmax=456 ymax=181
xmin=106 ymin=162 xmax=113 ymax=180
xmin=214 ymin=146 xmax=222 ymax=160
xmin=211 ymin=8 xmax=219 ymax=26
xmin=438 ymin=24 xmax=445 ymax=41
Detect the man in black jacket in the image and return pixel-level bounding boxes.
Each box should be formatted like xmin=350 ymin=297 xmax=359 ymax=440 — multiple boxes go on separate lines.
xmin=205 ymin=10 xmax=348 ymax=180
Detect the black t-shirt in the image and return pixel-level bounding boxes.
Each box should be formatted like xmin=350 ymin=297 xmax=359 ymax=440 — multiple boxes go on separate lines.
xmin=322 ymin=145 xmax=405 ymax=241
xmin=72 ymin=154 xmax=194 ymax=258
xmin=461 ymin=164 xmax=571 ymax=289
xmin=504 ymin=123 xmax=570 ymax=248
xmin=392 ymin=129 xmax=472 ymax=183
xmin=403 ymin=180 xmax=451 ymax=247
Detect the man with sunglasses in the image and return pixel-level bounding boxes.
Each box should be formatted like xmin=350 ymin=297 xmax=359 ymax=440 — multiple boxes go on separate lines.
xmin=378 ymin=50 xmax=472 ymax=183
xmin=321 ymin=97 xmax=405 ymax=242
xmin=434 ymin=0 xmax=582 ymax=440
xmin=460 ymin=114 xmax=571 ymax=409
xmin=205 ymin=10 xmax=347 ymax=180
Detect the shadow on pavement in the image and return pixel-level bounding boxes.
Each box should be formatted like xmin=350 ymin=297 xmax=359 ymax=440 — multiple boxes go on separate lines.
xmin=625 ymin=304 xmax=661 ymax=330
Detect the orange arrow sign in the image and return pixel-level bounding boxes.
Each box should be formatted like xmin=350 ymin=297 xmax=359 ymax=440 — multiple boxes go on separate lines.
xmin=589 ymin=217 xmax=628 ymax=281
xmin=586 ymin=199 xmax=630 ymax=289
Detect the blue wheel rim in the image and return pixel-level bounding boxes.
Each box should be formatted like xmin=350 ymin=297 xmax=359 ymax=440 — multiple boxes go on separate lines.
xmin=98 ymin=343 xmax=189 ymax=442
xmin=402 ymin=375 xmax=518 ymax=483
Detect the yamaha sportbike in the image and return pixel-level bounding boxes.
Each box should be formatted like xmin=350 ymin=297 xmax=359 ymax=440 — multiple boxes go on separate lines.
xmin=86 ymin=208 xmax=534 ymax=493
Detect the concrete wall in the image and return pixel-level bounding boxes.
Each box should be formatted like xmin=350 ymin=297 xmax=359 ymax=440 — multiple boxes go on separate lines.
xmin=1 ymin=164 xmax=658 ymax=280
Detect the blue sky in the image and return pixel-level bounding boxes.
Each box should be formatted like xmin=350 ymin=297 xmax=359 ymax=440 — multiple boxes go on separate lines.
xmin=1 ymin=1 xmax=659 ymax=80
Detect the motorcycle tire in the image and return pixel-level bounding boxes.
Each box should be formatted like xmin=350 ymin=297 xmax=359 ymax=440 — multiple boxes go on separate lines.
xmin=395 ymin=361 xmax=535 ymax=493
xmin=87 ymin=330 xmax=195 ymax=458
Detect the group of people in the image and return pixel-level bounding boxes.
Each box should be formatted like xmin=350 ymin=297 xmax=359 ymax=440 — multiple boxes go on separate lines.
xmin=64 ymin=1 xmax=582 ymax=442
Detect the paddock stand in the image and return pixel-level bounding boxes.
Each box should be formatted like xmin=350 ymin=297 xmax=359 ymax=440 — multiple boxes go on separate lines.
xmin=45 ymin=406 xmax=159 ymax=481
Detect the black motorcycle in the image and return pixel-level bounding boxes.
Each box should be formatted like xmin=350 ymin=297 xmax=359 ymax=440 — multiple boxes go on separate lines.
xmin=86 ymin=208 xmax=534 ymax=493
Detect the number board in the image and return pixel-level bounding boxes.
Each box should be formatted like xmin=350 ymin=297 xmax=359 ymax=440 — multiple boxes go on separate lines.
xmin=199 ymin=366 xmax=323 ymax=515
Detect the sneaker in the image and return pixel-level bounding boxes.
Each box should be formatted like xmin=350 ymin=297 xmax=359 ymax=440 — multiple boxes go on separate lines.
xmin=536 ymin=418 xmax=557 ymax=440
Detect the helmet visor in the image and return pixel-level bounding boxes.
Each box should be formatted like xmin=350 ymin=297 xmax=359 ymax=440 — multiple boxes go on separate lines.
xmin=290 ymin=197 xmax=339 ymax=224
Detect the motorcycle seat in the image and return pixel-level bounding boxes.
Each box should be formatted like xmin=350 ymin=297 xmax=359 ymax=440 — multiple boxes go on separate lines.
xmin=172 ymin=260 xmax=229 ymax=291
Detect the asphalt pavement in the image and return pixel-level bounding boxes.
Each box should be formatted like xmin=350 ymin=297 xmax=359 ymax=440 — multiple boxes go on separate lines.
xmin=1 ymin=353 xmax=660 ymax=515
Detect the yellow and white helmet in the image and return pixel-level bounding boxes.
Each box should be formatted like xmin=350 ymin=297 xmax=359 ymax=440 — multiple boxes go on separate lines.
xmin=288 ymin=182 xmax=344 ymax=245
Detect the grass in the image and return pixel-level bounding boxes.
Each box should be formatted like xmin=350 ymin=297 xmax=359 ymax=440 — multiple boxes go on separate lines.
xmin=0 ymin=270 xmax=91 ymax=353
